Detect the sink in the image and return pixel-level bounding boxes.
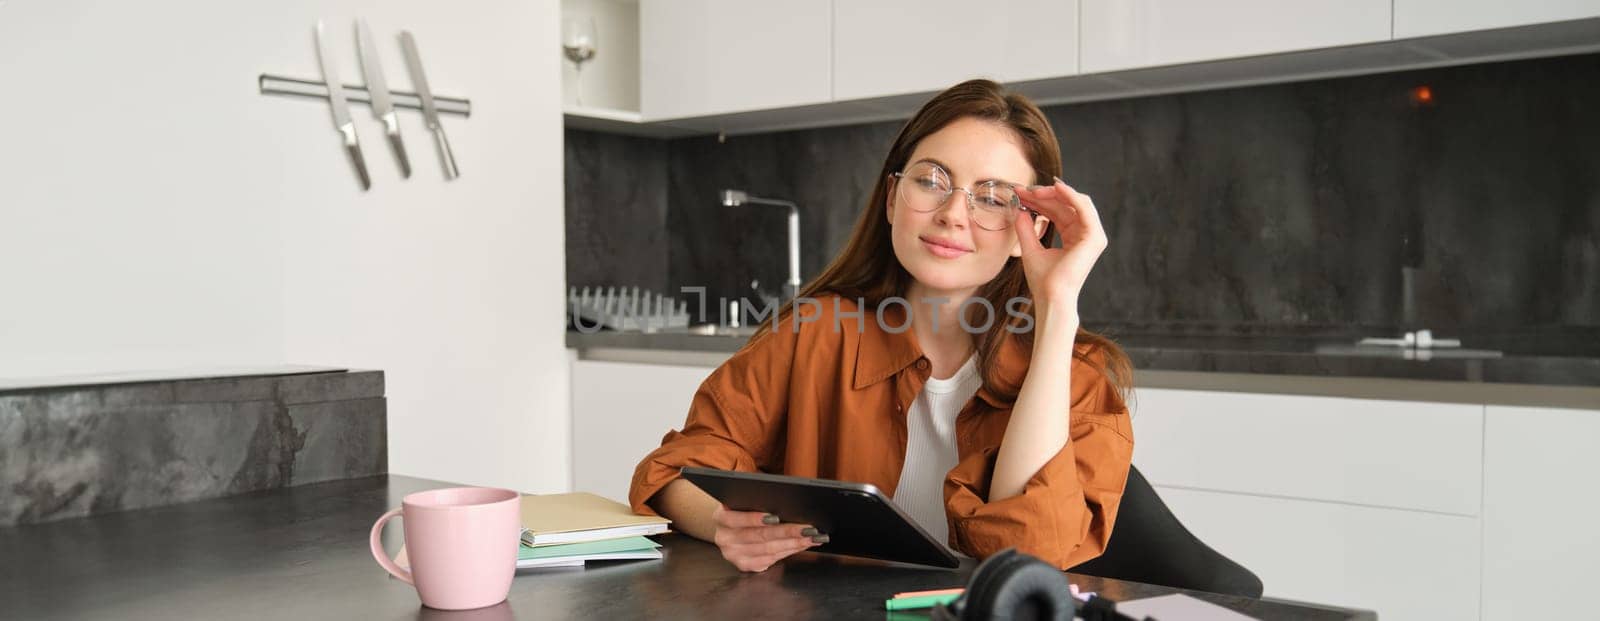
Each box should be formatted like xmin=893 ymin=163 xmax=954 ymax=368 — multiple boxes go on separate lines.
xmin=1314 ymin=329 xmax=1504 ymax=360
xmin=656 ymin=324 xmax=759 ymax=338
xmin=1313 ymin=343 xmax=1504 ymax=360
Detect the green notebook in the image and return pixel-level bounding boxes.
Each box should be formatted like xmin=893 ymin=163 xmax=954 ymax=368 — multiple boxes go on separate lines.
xmin=517 ymin=535 xmax=662 ymax=561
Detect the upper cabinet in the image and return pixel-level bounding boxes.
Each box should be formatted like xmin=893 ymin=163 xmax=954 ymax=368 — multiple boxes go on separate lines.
xmin=639 ymin=0 xmax=832 ymax=120
xmin=1079 ymin=0 xmax=1392 ymax=73
xmin=1394 ymin=0 xmax=1600 ymax=39
xmin=595 ymin=0 xmax=1600 ymax=135
xmin=831 ymin=0 xmax=1080 ymax=101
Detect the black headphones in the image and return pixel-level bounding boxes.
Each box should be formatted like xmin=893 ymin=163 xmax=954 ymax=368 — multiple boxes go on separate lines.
xmin=931 ymin=548 xmax=1152 ymax=621
xmin=931 ymin=548 xmax=1076 ymax=621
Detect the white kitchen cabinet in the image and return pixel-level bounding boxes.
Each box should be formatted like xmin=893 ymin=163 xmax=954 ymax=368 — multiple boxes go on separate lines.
xmin=1395 ymin=0 xmax=1600 ymax=39
xmin=1129 ymin=387 xmax=1486 ymax=620
xmin=1482 ymin=405 xmax=1600 ymax=620
xmin=1158 ymin=486 xmax=1480 ymax=621
xmin=570 ymin=359 xmax=715 ymax=503
xmin=831 ymin=0 xmax=1080 ymax=101
xmin=639 ymin=0 xmax=832 ymax=120
xmin=1079 ymin=0 xmax=1392 ymax=74
xmin=1131 ymin=388 xmax=1483 ymax=516
xmin=601 ymin=0 xmax=1597 ymax=136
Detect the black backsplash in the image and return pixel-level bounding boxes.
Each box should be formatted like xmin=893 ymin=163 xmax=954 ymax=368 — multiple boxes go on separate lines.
xmin=564 ymin=130 xmax=671 ymax=295
xmin=565 ymin=53 xmax=1600 ymax=330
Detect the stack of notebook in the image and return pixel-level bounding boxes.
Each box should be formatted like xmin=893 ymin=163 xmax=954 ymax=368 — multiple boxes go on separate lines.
xmin=516 ymin=492 xmax=671 ymax=569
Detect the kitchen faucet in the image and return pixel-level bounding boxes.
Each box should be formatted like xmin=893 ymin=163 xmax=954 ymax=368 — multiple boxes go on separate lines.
xmin=1400 ymin=205 xmax=1424 ymax=330
xmin=721 ymin=189 xmax=801 ymax=302
xmin=1367 ymin=205 xmax=1463 ymax=348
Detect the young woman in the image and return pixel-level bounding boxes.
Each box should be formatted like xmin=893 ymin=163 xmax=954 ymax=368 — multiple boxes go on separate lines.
xmin=628 ymin=79 xmax=1134 ymax=573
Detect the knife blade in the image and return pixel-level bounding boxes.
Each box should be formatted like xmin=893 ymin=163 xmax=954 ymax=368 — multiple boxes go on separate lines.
xmin=356 ymin=19 xmax=410 ymax=178
xmin=399 ymin=30 xmax=459 ymax=180
xmin=315 ymin=20 xmax=371 ymax=190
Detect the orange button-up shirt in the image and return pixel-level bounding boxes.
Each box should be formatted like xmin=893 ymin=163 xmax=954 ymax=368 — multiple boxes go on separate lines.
xmin=628 ymin=294 xmax=1133 ymax=569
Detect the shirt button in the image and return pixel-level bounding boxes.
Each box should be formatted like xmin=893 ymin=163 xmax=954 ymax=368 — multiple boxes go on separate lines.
xmin=916 ymin=359 xmax=929 ymax=371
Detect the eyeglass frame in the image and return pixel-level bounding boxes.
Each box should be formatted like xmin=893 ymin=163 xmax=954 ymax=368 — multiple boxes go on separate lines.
xmin=888 ymin=162 xmax=1039 ymax=231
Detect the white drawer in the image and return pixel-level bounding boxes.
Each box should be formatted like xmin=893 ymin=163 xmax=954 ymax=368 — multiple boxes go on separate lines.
xmin=1131 ymin=388 xmax=1482 ymax=516
xmin=571 ymin=359 xmax=716 ymax=503
xmin=1157 ymin=485 xmax=1480 ymax=621
xmin=1483 ymin=405 xmax=1600 ymax=620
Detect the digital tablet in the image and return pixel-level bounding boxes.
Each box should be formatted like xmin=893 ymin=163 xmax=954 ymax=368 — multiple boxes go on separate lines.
xmin=679 ymin=466 xmax=961 ymax=569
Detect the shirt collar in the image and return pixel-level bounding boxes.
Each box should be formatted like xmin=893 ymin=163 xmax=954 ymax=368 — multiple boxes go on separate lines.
xmin=852 ymin=301 xmax=924 ymax=390
xmin=852 ymin=301 xmax=1030 ymax=409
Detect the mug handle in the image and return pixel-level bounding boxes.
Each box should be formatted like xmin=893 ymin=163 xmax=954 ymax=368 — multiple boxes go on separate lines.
xmin=370 ymin=507 xmax=414 ymax=585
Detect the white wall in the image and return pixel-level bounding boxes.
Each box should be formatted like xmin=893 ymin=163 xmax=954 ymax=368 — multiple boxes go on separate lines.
xmin=0 ymin=0 xmax=570 ymax=494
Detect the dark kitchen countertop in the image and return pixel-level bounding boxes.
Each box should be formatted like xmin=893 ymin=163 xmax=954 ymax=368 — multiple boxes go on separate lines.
xmin=0 ymin=474 xmax=1375 ymax=620
xmin=567 ymin=324 xmax=1600 ymax=409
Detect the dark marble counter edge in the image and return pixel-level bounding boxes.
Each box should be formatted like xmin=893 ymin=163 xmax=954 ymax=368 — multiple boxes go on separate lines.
xmin=0 ymin=367 xmax=385 ymax=404
xmin=567 ymin=331 xmax=1600 ymax=410
xmin=0 ymin=365 xmax=360 ymax=392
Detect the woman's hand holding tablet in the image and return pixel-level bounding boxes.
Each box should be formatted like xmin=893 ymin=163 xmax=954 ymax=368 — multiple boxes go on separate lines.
xmin=709 ymin=504 xmax=827 ymax=572
xmin=682 ymin=467 xmax=961 ymax=570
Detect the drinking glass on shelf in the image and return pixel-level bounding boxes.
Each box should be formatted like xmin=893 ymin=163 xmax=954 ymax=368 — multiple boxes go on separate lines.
xmin=562 ymin=17 xmax=597 ymax=107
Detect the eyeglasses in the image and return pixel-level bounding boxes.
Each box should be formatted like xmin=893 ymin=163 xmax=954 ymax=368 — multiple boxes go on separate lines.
xmin=889 ymin=161 xmax=1034 ymax=231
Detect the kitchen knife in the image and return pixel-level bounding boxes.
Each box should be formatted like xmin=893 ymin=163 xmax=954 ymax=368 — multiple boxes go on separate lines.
xmin=314 ymin=20 xmax=371 ymax=190
xmin=356 ymin=19 xmax=410 ymax=178
xmin=399 ymin=30 xmax=459 ymax=180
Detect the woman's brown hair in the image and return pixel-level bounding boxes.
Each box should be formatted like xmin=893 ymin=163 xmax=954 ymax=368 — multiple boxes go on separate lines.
xmin=750 ymin=79 xmax=1132 ymax=403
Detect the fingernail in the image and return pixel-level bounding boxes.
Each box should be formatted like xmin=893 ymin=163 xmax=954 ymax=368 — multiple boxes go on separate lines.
xmin=762 ymin=514 xmax=780 ymax=525
xmin=801 ymin=527 xmax=819 ymax=537
xmin=1054 ymin=175 xmax=1068 ymax=186
xmin=810 ymin=534 xmax=830 ymax=544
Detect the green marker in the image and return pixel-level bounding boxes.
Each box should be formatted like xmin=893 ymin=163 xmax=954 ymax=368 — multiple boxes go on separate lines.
xmin=884 ymin=592 xmax=962 ymax=611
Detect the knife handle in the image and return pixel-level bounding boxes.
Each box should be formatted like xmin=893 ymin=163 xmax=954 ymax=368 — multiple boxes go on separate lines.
xmin=339 ymin=123 xmax=372 ymax=191
xmin=388 ymin=131 xmax=412 ymax=179
xmin=432 ymin=126 xmax=459 ymax=180
xmin=383 ymin=114 xmax=412 ymax=179
xmin=348 ymin=145 xmax=372 ymax=190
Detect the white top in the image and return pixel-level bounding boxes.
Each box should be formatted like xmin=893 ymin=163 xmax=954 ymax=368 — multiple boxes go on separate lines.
xmin=892 ymin=353 xmax=982 ymax=554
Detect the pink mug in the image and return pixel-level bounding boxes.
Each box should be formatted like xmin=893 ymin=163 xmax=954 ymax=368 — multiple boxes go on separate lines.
xmin=370 ymin=487 xmax=522 ymax=610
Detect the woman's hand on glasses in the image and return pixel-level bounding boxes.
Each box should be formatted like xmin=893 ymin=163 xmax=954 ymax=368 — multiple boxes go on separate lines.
xmin=1011 ymin=177 xmax=1107 ymax=315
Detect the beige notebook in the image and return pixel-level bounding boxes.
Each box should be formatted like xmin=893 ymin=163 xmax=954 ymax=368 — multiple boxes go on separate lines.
xmin=520 ymin=492 xmax=671 ymax=547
